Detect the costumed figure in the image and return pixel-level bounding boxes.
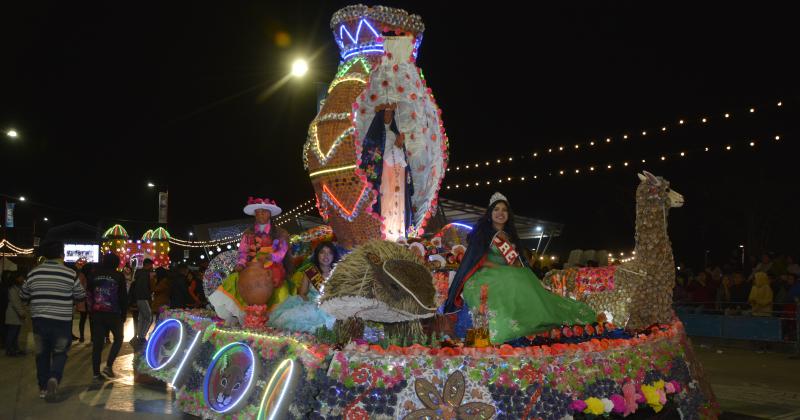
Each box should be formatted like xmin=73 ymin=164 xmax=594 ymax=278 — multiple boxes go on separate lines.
xmin=360 ymin=103 xmax=414 ymax=241
xmin=354 ymin=34 xmax=447 ymax=242
xmin=268 ymin=242 xmax=339 ymax=333
xmin=208 ymin=197 xmax=291 ymax=324
xmin=443 ymin=193 xmax=597 ymax=344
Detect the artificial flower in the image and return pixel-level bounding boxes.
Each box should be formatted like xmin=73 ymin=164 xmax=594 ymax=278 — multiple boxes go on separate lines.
xmin=584 ymin=397 xmax=605 ymax=415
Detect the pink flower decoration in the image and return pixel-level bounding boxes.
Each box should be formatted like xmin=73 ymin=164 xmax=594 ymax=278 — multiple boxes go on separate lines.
xmin=669 ymin=380 xmax=681 ymax=394
xmin=570 ymin=400 xmax=587 ymax=412
xmin=657 ymin=389 xmax=667 ymax=405
xmin=622 ymin=383 xmax=639 ymax=416
xmin=665 ymin=382 xmax=676 ymax=394
xmin=610 ymin=394 xmax=626 ymax=414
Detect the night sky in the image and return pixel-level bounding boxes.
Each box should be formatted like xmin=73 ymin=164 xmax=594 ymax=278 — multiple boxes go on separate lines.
xmin=2 ymin=2 xmax=797 ymax=269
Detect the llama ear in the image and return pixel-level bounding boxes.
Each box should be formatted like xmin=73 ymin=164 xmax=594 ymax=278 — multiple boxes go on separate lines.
xmin=637 ymin=173 xmax=647 ymax=182
xmin=642 ymin=170 xmax=661 ymax=185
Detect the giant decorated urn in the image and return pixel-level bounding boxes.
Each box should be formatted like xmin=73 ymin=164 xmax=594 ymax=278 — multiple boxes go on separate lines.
xmin=304 ymin=5 xmax=449 ymax=248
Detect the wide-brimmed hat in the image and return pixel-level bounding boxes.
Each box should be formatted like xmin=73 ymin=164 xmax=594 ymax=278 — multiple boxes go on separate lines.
xmin=243 ymin=197 xmax=282 ymax=216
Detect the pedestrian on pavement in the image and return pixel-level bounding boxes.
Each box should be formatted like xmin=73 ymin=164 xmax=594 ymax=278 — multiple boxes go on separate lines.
xmin=20 ymin=241 xmax=86 ymax=401
xmin=87 ymin=253 xmax=128 ymax=381
xmin=5 ymin=271 xmax=28 ymax=356
xmin=131 ymin=258 xmax=154 ymax=346
xmin=151 ymin=267 xmax=170 ymax=324
xmin=169 ymin=263 xmax=191 ymax=309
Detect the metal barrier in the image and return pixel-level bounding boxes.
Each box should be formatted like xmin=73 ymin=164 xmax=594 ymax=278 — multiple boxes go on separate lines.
xmin=674 ymin=301 xmax=798 ymax=348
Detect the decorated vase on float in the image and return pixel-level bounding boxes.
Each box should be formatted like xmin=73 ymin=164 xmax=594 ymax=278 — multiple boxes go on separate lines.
xmin=304 ymin=4 xmax=448 ymax=248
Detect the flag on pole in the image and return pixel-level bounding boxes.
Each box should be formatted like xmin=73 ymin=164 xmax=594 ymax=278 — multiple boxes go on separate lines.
xmin=5 ymin=203 xmax=14 ymax=228
xmin=158 ymin=192 xmax=168 ymax=224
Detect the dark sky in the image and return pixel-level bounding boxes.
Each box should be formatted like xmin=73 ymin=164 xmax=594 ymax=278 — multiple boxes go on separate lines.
xmin=1 ymin=1 xmax=797 ymax=268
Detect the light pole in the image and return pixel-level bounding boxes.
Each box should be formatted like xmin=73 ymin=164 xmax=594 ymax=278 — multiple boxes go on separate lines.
xmin=739 ymin=244 xmax=745 ymax=269
xmin=147 ymin=181 xmax=169 ymax=225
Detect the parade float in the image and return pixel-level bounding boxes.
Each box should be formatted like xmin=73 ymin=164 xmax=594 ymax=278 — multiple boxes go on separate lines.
xmin=134 ymin=5 xmax=718 ymax=419
xmin=100 ymin=225 xmax=171 ymax=268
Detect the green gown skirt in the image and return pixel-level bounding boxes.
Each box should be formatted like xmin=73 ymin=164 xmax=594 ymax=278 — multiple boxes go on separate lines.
xmin=462 ymin=248 xmax=596 ymax=343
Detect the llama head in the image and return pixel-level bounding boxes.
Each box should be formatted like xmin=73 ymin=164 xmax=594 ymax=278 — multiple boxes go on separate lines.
xmin=637 ymin=171 xmax=684 ymax=209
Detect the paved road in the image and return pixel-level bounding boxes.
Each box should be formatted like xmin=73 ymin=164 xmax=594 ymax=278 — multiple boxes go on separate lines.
xmin=1 ymin=319 xmax=798 ymax=419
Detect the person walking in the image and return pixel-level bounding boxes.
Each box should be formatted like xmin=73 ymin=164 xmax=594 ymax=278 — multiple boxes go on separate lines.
xmin=87 ymin=253 xmax=128 ymax=381
xmin=20 ymin=241 xmax=86 ymax=401
xmin=5 ymin=271 xmax=27 ymax=356
xmin=131 ymin=259 xmax=154 ymax=346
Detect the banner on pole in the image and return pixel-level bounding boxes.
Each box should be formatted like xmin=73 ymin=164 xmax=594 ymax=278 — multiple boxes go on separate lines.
xmin=158 ymin=192 xmax=169 ymax=224
xmin=5 ymin=203 xmax=14 ymax=228
xmin=183 ymin=249 xmax=190 ymax=259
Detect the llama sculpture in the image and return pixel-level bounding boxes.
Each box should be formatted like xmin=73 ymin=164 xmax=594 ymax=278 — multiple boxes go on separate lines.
xmin=544 ymin=171 xmax=684 ymax=330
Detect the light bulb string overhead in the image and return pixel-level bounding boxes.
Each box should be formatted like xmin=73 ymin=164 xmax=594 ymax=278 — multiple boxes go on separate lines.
xmin=444 ymin=134 xmax=783 ymax=189
xmin=446 ymin=100 xmax=784 ymax=173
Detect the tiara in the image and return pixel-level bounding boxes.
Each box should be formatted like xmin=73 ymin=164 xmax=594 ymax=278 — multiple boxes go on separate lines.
xmin=489 ymin=192 xmax=508 ymax=207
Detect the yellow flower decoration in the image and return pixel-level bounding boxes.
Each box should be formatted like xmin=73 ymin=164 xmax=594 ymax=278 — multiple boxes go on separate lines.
xmin=641 ymin=385 xmax=663 ymax=413
xmin=654 ymin=379 xmax=665 ymax=390
xmin=584 ymin=397 xmax=605 ymax=415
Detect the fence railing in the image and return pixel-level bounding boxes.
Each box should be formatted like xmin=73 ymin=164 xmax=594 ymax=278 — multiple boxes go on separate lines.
xmin=674 ymin=301 xmax=799 ymax=353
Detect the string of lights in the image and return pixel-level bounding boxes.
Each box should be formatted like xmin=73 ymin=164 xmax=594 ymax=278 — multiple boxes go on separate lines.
xmin=167 ymin=200 xmax=318 ymax=248
xmin=443 ymin=133 xmax=783 ymax=190
xmin=273 ymin=199 xmax=316 ymax=223
xmin=276 ymin=203 xmax=318 ymax=227
xmin=0 ymin=239 xmax=34 ymax=254
xmin=446 ymin=100 xmax=784 ymax=173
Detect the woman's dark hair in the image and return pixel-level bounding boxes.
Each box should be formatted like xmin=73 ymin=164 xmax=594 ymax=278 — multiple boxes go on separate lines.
xmin=101 ymin=253 xmax=120 ymax=270
xmin=311 ymin=241 xmax=340 ymax=270
xmin=468 ymin=199 xmax=521 ymax=250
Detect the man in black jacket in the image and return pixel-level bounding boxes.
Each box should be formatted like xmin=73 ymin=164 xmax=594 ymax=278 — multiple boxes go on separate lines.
xmin=87 ymin=253 xmax=128 ymax=380
xmin=131 ymin=258 xmax=154 ymax=345
xmin=169 ymin=263 xmax=191 ymax=308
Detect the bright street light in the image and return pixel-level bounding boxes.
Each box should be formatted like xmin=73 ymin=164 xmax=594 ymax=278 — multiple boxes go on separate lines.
xmin=188 ymin=232 xmax=194 ymax=237
xmin=6 ymin=129 xmax=18 ymax=138
xmin=43 ymin=217 xmax=49 ymax=222
xmin=147 ymin=182 xmax=155 ymax=188
xmin=19 ymin=196 xmax=26 ymax=202
xmin=291 ymin=59 xmax=309 ymax=77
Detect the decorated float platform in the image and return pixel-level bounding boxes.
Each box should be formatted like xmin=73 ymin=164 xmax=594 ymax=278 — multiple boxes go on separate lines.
xmin=135 ymin=308 xmax=718 ymax=420
xmin=132 ymin=3 xmax=718 ymax=418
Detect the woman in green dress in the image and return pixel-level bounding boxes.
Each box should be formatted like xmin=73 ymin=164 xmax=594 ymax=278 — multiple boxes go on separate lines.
xmin=443 ymin=192 xmax=596 ymax=343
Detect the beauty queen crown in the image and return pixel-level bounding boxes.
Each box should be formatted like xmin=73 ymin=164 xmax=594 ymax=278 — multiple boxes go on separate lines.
xmin=330 ymin=4 xmax=425 ymax=61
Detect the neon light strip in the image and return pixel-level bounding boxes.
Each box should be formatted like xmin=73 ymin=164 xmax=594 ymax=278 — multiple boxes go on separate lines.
xmin=361 ymin=19 xmax=380 ymax=38
xmin=450 ymin=222 xmax=474 ymax=231
xmin=327 ymin=75 xmax=367 ymax=93
xmin=204 ymin=342 xmax=257 ymax=414
xmin=309 ymin=165 xmax=357 ymax=178
xmin=342 ymin=46 xmax=384 ymax=60
xmin=335 ymin=56 xmax=371 ymax=78
xmin=308 ymin=125 xmax=355 ymax=166
xmin=338 ymin=19 xmax=380 ymax=47
xmin=257 ymin=359 xmax=295 ymax=420
xmin=322 ymin=183 xmax=368 ymax=217
xmin=145 ymin=319 xmax=184 ymax=370
xmin=170 ymin=330 xmax=202 ymax=386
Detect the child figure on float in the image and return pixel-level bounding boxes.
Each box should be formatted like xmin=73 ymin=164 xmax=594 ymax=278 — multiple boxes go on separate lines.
xmin=443 ymin=193 xmax=597 ymax=343
xmin=268 ymin=241 xmax=339 ymax=333
xmin=208 ymin=197 xmax=291 ymax=324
